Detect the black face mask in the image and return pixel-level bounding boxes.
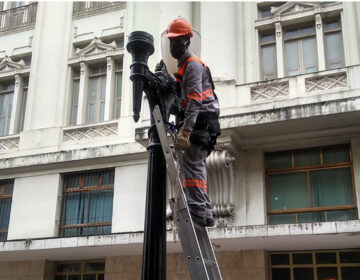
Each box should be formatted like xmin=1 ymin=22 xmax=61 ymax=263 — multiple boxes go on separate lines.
xmin=170 ymin=40 xmax=188 ymax=59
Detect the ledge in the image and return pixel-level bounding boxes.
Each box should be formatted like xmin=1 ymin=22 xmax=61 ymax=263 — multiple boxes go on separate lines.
xmin=1 ymin=220 xmax=359 ymax=261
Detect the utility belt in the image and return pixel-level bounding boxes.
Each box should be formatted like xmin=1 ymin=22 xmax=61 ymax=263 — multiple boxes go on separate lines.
xmin=177 ymin=111 xmax=221 ymax=154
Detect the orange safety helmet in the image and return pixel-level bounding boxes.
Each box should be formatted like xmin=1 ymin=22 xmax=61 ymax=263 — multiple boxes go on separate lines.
xmin=165 ymin=17 xmax=193 ymax=38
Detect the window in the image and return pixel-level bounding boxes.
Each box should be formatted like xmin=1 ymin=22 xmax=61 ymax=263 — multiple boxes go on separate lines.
xmin=114 ymin=61 xmax=122 ymax=118
xmin=260 ymin=33 xmax=277 ymax=80
xmin=88 ymin=64 xmax=107 ymax=124
xmin=70 ymin=68 xmax=80 ymax=125
xmin=266 ymin=145 xmax=357 ymax=224
xmin=270 ymin=250 xmax=360 ymax=280
xmin=59 ymin=169 xmax=114 ymax=237
xmin=55 ymin=261 xmax=105 ymax=280
xmin=324 ymin=18 xmax=344 ymax=69
xmin=0 ymin=81 xmax=14 ymax=137
xmin=19 ymin=77 xmax=28 ymax=132
xmin=284 ymin=24 xmax=317 ymax=76
xmin=0 ymin=179 xmax=14 ymax=242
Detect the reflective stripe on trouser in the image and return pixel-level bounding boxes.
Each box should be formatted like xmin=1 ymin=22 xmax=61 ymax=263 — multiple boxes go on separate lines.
xmin=181 ymin=142 xmax=213 ymax=220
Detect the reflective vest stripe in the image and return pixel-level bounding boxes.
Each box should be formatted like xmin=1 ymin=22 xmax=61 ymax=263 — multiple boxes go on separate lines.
xmin=177 ymin=57 xmax=206 ymax=78
xmin=184 ymin=179 xmax=206 ymax=184
xmin=186 ymin=89 xmax=214 ymax=101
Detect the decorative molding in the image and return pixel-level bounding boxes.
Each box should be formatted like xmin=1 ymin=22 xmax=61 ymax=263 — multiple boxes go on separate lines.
xmin=206 ymin=149 xmax=236 ymax=227
xmin=75 ymin=37 xmax=116 ymax=57
xmin=0 ymin=136 xmax=20 ymax=151
xmin=251 ymin=82 xmax=289 ymax=101
xmin=305 ymin=72 xmax=347 ymax=92
xmin=120 ymin=16 xmax=125 ymax=29
xmin=63 ymin=122 xmax=118 ymax=143
xmin=272 ymin=2 xmax=320 ymax=16
xmin=0 ymin=56 xmax=25 ymax=72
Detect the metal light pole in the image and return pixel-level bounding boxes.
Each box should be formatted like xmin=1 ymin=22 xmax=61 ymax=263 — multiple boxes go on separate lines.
xmin=126 ymin=31 xmax=176 ymax=280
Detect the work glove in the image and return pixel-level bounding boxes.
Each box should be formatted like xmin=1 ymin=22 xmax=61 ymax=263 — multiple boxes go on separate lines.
xmin=155 ymin=59 xmax=168 ymax=73
xmin=175 ymin=128 xmax=191 ymax=150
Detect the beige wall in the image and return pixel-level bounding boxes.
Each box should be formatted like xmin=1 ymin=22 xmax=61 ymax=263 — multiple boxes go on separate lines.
xmin=105 ymin=250 xmax=267 ymax=280
xmin=0 ymin=260 xmax=49 ymax=280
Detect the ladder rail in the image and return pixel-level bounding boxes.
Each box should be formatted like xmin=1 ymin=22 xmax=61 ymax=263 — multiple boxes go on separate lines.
xmin=153 ymin=105 xmax=222 ymax=280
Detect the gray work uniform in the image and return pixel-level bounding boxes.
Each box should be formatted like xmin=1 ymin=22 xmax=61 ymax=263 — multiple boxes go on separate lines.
xmin=175 ymin=50 xmax=220 ymax=224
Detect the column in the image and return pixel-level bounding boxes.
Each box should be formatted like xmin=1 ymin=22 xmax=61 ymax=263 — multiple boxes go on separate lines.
xmin=104 ymin=56 xmax=115 ymax=121
xmin=9 ymin=74 xmax=23 ymax=135
xmin=76 ymin=61 xmax=89 ymax=125
xmin=315 ymin=14 xmax=326 ymax=71
xmin=275 ymin=22 xmax=285 ymax=78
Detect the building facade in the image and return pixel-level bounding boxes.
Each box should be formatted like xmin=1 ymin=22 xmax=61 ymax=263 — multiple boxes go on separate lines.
xmin=0 ymin=1 xmax=360 ymax=279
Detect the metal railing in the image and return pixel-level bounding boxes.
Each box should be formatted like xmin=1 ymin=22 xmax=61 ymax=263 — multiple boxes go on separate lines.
xmin=0 ymin=3 xmax=37 ymax=32
xmin=73 ymin=1 xmax=125 ymax=15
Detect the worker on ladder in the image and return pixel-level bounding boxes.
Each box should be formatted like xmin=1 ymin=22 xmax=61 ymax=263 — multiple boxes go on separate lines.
xmin=157 ymin=17 xmax=221 ymax=227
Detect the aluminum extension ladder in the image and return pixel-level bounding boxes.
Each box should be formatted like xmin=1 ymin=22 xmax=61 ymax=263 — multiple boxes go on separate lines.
xmin=153 ymin=105 xmax=222 ymax=280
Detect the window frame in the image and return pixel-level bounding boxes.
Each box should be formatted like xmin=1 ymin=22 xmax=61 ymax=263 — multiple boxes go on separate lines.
xmin=323 ymin=17 xmax=344 ymax=70
xmin=59 ymin=169 xmax=114 ymax=237
xmin=55 ymin=260 xmax=105 ymax=280
xmin=265 ymin=144 xmax=358 ymax=224
xmin=269 ymin=249 xmax=360 ymax=280
xmin=283 ymin=23 xmax=318 ymax=76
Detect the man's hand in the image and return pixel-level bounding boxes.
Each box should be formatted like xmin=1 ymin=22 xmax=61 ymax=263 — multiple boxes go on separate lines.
xmin=155 ymin=59 xmax=167 ymax=73
xmin=175 ymin=128 xmax=191 ymax=150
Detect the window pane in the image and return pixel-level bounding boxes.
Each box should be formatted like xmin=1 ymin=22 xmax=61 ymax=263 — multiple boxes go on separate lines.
xmin=326 ymin=32 xmax=343 ymax=69
xmin=342 ymin=267 xmax=360 ymax=280
xmin=261 ymin=34 xmax=275 ymax=44
xmin=83 ymin=275 xmax=96 ymax=280
xmin=325 ymin=20 xmax=340 ymax=31
xmin=19 ymin=89 xmax=27 ymax=131
xmin=69 ymin=275 xmax=81 ymax=280
xmin=293 ymin=253 xmax=313 ymax=264
xmin=271 ymin=254 xmax=290 ymax=265
xmin=89 ymin=78 xmax=98 ymax=102
xmin=322 ymin=146 xmax=350 ymax=164
xmin=0 ymin=92 xmax=13 ymax=137
xmin=294 ymin=268 xmax=314 ymax=280
xmin=303 ymin=37 xmax=317 ymax=73
xmin=71 ymin=80 xmax=80 ymax=125
xmin=261 ymin=44 xmax=276 ymax=80
xmin=57 ymin=263 xmax=81 ymax=272
xmin=84 ymin=172 xmax=98 ymax=187
xmin=301 ymin=26 xmax=315 ymax=35
xmin=64 ymin=174 xmax=81 ymax=189
xmin=115 ymin=73 xmax=122 ymax=118
xmin=285 ymin=28 xmax=299 ymax=39
xmin=294 ymin=149 xmax=320 ymax=167
xmin=272 ymin=268 xmax=291 ymax=280
xmin=310 ymin=167 xmax=354 ymax=207
xmin=82 ymin=226 xmax=96 ymax=236
xmin=285 ymin=41 xmax=300 ymax=76
xmin=268 ymin=172 xmax=308 ymax=210
xmin=63 ymin=192 xmax=88 ymax=226
xmin=101 ymin=170 xmax=114 ymax=185
xmin=327 ymin=209 xmax=357 ymax=222
xmin=340 ymin=251 xmax=360 ymax=263
xmin=0 ymin=199 xmax=12 ymax=230
xmin=298 ymin=211 xmax=325 ymax=223
xmin=88 ymin=189 xmax=113 ymax=223
xmin=266 ymin=152 xmax=292 ymax=170
xmin=260 ymin=8 xmax=272 ymax=18
xmin=316 ymin=252 xmax=337 ymax=264
xmin=84 ymin=262 xmax=105 ymax=271
xmin=269 ymin=214 xmax=296 ymax=225
xmin=317 ymin=267 xmax=338 ymax=280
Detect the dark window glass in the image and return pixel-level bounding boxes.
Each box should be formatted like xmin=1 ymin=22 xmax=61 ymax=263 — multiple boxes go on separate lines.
xmin=341 ymin=267 xmax=360 ymax=280
xmin=316 ymin=252 xmax=337 ymax=264
xmin=69 ymin=276 xmax=81 ymax=280
xmin=294 ymin=149 xmax=320 ymax=167
xmin=272 ymin=268 xmax=291 ymax=280
xmin=98 ymin=274 xmax=104 ymax=280
xmin=55 ymin=276 xmax=66 ymax=280
xmin=271 ymin=254 xmax=290 ymax=265
xmin=317 ymin=267 xmax=338 ymax=280
xmin=267 ymin=152 xmax=292 ymax=170
xmin=57 ymin=263 xmax=81 ymax=272
xmin=85 ymin=262 xmax=106 ymax=271
xmin=293 ymin=253 xmax=313 ymax=264
xmin=322 ymin=146 xmax=350 ymax=164
xmin=298 ymin=212 xmax=325 ymax=223
xmin=269 ymin=214 xmax=296 ymax=225
xmin=294 ymin=268 xmax=314 ymax=280
xmin=340 ymin=251 xmax=360 ymax=263
xmin=83 ymin=275 xmax=96 ymax=280
xmin=327 ymin=209 xmax=357 ymax=222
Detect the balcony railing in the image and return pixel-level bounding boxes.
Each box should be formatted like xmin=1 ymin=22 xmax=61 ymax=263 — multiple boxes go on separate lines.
xmin=73 ymin=1 xmax=126 ymax=17
xmin=0 ymin=3 xmax=37 ymax=32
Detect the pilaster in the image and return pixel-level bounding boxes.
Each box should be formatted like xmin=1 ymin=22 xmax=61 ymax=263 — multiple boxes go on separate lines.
xmin=315 ymin=14 xmax=326 ymax=71
xmin=275 ymin=22 xmax=284 ymax=78
xmin=77 ymin=61 xmax=89 ymax=125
